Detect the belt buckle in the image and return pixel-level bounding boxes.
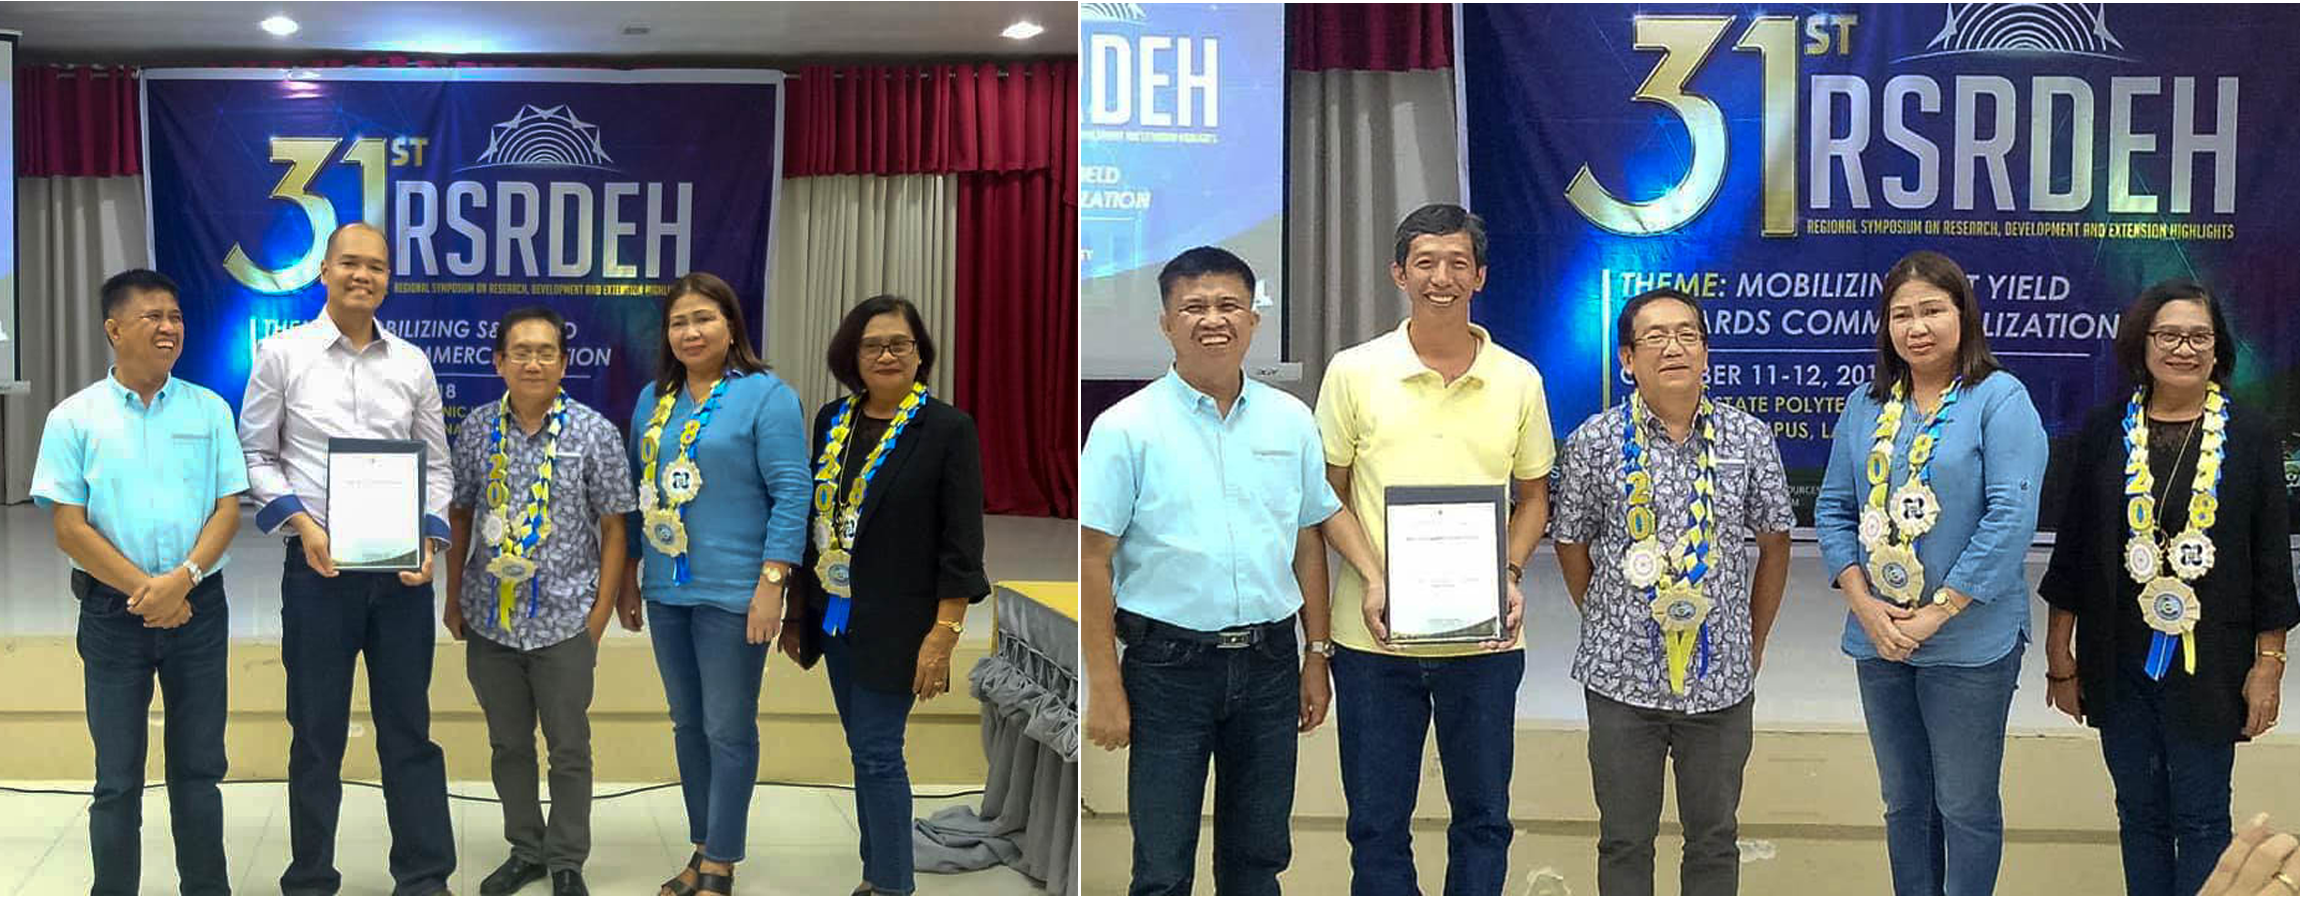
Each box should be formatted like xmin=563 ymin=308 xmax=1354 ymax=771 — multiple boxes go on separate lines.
xmin=1214 ymin=628 xmax=1254 ymax=649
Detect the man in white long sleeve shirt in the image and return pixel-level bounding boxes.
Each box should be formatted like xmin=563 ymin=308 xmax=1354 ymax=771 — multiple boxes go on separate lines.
xmin=239 ymin=221 xmax=458 ymax=896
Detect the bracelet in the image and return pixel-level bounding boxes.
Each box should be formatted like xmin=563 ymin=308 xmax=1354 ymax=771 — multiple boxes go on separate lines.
xmin=1506 ymin=562 xmax=1525 ymax=582
xmin=180 ymin=559 xmax=206 ymax=584
xmin=2046 ymin=670 xmax=2079 ymax=683
xmin=2262 ymin=649 xmax=2289 ymax=663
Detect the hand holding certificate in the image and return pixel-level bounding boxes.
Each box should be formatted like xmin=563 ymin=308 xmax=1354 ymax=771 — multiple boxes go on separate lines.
xmin=1382 ymin=485 xmax=1510 ymax=645
xmin=326 ymin=439 xmax=427 ymax=571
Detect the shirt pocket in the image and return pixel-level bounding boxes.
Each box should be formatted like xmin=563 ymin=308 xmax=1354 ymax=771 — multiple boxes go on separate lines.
xmin=549 ymin=449 xmax=590 ymax=522
xmin=1710 ymin=457 xmax=1750 ymax=525
xmin=1249 ymin=443 xmax=1304 ymax=527
xmin=170 ymin=430 xmax=217 ymax=495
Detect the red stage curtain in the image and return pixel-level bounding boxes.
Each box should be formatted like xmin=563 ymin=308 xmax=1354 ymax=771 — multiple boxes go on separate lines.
xmin=17 ymin=66 xmax=141 ymax=177
xmin=783 ymin=62 xmax=1062 ymax=177
xmin=1289 ymin=3 xmax=1454 ymax=71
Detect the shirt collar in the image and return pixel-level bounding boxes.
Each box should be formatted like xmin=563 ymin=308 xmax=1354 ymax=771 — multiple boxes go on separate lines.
xmin=311 ymin=311 xmax=400 ymax=354
xmin=1161 ymin=367 xmax=1252 ymax=419
xmin=1629 ymin=390 xmax=1712 ymax=446
xmin=107 ymin=366 xmax=176 ymax=408
xmin=1383 ymin=317 xmax=1500 ymax=386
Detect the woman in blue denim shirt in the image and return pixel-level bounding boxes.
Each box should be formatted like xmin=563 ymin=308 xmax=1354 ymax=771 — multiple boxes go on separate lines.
xmin=616 ymin=272 xmax=812 ymax=897
xmin=1814 ymin=251 xmax=2048 ymax=896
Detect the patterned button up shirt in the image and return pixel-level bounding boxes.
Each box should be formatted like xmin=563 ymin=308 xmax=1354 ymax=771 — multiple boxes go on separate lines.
xmin=1551 ymin=397 xmax=1796 ymax=713
xmin=452 ymin=397 xmax=638 ymax=650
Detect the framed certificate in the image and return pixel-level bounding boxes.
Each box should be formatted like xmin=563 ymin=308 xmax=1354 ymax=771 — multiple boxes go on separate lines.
xmin=1383 ymin=484 xmax=1508 ymax=645
xmin=325 ymin=438 xmax=426 ymax=571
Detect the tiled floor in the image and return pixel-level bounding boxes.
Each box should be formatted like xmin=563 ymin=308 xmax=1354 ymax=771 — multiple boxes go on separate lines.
xmin=1 ymin=781 xmax=1048 ymax=896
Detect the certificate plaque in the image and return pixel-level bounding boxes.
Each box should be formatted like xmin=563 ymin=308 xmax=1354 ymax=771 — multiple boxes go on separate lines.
xmin=325 ymin=438 xmax=426 ymax=571
xmin=1382 ymin=484 xmax=1509 ymax=644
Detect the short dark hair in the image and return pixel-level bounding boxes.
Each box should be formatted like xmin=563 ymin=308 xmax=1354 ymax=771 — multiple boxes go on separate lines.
xmin=653 ymin=271 xmax=770 ymax=396
xmin=826 ymin=294 xmax=937 ymax=395
xmin=2114 ymin=279 xmax=2236 ymax=388
xmin=1869 ymin=250 xmax=2002 ymax=401
xmin=494 ymin=306 xmax=568 ymax=355
xmin=1157 ymin=246 xmax=1256 ymax=309
xmin=1615 ymin=288 xmax=1706 ymax=350
xmin=100 ymin=269 xmax=179 ymax=319
xmin=1392 ymin=203 xmax=1488 ymax=268
xmin=324 ymin=220 xmax=386 ymax=260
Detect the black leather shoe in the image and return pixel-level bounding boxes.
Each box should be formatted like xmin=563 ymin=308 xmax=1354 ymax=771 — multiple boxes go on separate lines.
xmin=480 ymin=857 xmax=548 ymax=896
xmin=551 ymin=870 xmax=588 ymax=896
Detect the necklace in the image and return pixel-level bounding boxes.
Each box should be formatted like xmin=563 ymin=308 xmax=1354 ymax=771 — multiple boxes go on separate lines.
xmin=639 ymin=376 xmax=729 ymax=585
xmin=2123 ymin=383 xmax=2228 ymax=679
xmin=481 ymin=390 xmax=566 ymax=632
xmin=1861 ymin=377 xmax=1962 ymax=606
xmin=1619 ymin=392 xmax=1717 ymax=695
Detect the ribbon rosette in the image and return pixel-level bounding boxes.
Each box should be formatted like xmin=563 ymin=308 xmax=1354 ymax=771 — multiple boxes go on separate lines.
xmin=1649 ymin=585 xmax=1712 ymax=696
xmin=2123 ymin=535 xmax=2161 ymax=584
xmin=1858 ymin=509 xmax=1889 ymax=551
xmin=480 ymin=512 xmax=508 ymax=547
xmin=1887 ymin=481 xmax=1940 ymax=536
xmin=643 ymin=508 xmax=688 ymax=556
xmin=486 ymin=552 xmax=538 ymax=583
xmin=1868 ymin=543 xmax=1925 ymax=606
xmin=2167 ymin=529 xmax=2217 ymax=581
xmin=1620 ymin=538 xmax=1665 ymax=589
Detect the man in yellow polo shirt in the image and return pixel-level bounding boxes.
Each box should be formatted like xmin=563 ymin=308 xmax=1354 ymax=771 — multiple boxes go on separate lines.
xmin=1314 ymin=203 xmax=1555 ymax=895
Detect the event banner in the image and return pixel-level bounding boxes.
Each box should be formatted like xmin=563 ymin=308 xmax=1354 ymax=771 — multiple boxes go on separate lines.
xmin=1461 ymin=4 xmax=2300 ymax=526
xmin=1079 ymin=2 xmax=1286 ymax=378
xmin=143 ymin=69 xmax=782 ymax=439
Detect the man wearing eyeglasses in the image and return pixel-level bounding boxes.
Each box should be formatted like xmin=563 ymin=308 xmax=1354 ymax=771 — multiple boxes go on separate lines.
xmin=32 ymin=269 xmax=247 ymax=895
xmin=1550 ymin=287 xmax=1794 ymax=895
xmin=444 ymin=306 xmax=638 ymax=897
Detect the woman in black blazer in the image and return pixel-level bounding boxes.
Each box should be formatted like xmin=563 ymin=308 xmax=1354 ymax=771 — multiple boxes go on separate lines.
xmin=782 ymin=294 xmax=990 ymax=897
xmin=2039 ymin=279 xmax=2296 ymax=895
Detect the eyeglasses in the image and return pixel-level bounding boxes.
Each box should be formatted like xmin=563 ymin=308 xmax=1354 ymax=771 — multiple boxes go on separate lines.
xmin=504 ymin=348 xmax=563 ymax=365
xmin=860 ymin=337 xmax=918 ymax=360
xmin=2148 ymin=329 xmax=2216 ymax=352
xmin=1634 ymin=329 xmax=1706 ymax=351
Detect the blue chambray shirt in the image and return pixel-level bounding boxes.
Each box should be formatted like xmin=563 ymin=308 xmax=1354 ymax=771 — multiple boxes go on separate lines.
xmin=624 ymin=370 xmax=811 ymax=614
xmin=31 ymin=371 xmax=250 ymax=575
xmin=1081 ymin=369 xmax=1343 ymax=632
xmin=1815 ymin=370 xmax=2049 ymax=666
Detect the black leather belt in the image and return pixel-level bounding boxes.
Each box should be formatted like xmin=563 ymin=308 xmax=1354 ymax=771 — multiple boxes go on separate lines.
xmin=1115 ymin=609 xmax=1296 ymax=649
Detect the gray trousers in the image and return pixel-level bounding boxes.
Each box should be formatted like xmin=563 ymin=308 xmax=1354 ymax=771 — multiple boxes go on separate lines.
xmin=1585 ymin=689 xmax=1755 ymax=896
xmin=466 ymin=632 xmax=597 ymax=872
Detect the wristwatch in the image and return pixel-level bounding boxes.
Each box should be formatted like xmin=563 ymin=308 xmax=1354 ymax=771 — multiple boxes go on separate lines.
xmin=936 ymin=619 xmax=965 ymax=635
xmin=1306 ymin=640 xmax=1335 ymax=659
xmin=180 ymin=559 xmax=206 ymax=584
xmin=760 ymin=565 xmax=787 ymax=585
xmin=1930 ymin=589 xmax=1961 ymax=616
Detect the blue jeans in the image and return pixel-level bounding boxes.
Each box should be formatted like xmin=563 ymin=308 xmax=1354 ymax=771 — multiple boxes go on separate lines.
xmin=822 ymin=632 xmax=919 ymax=895
xmin=279 ymin=549 xmax=456 ymax=895
xmin=2098 ymin=662 xmax=2235 ymax=895
xmin=1854 ymin=643 xmax=2022 ymax=896
xmin=78 ymin=575 xmax=231 ymax=896
xmin=647 ymin=601 xmax=768 ymax=864
xmin=1122 ymin=623 xmax=1300 ymax=895
xmin=1331 ymin=647 xmax=1525 ymax=896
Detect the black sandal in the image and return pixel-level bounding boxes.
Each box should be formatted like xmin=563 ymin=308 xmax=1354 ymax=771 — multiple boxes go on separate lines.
xmin=695 ymin=870 xmax=735 ymax=897
xmin=660 ymin=852 xmax=702 ymax=896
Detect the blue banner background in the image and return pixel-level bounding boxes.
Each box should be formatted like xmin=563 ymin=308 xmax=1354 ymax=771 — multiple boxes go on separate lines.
xmin=143 ymin=70 xmax=781 ymax=438
xmin=1461 ymin=3 xmax=2300 ymax=526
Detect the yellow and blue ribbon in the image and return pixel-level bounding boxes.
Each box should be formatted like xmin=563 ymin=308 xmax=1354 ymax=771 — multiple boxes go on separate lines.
xmin=812 ymin=384 xmax=930 ymax=634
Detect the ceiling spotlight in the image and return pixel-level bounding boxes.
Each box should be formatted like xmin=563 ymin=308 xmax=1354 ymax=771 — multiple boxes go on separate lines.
xmin=260 ymin=15 xmax=299 ymax=37
xmin=1001 ymin=20 xmax=1044 ymax=40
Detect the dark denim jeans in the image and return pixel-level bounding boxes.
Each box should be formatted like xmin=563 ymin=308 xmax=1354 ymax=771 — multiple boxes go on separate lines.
xmin=1854 ymin=643 xmax=2023 ymax=896
xmin=1122 ymin=621 xmax=1300 ymax=895
xmin=279 ymin=547 xmax=456 ymax=895
xmin=2098 ymin=661 xmax=2236 ymax=895
xmin=822 ymin=632 xmax=919 ymax=895
xmin=647 ymin=601 xmax=768 ymax=865
xmin=1330 ymin=646 xmax=1525 ymax=897
xmin=78 ymin=575 xmax=231 ymax=896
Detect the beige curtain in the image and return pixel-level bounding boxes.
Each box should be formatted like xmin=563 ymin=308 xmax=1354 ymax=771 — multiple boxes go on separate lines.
xmin=767 ymin=173 xmax=959 ymax=421
xmin=2 ymin=177 xmax=149 ymax=502
xmin=1283 ymin=68 xmax=1463 ymax=404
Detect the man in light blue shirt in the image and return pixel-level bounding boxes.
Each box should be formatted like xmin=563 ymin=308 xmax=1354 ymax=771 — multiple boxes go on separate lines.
xmin=31 ymin=268 xmax=247 ymax=895
xmin=1080 ymin=246 xmax=1385 ymax=894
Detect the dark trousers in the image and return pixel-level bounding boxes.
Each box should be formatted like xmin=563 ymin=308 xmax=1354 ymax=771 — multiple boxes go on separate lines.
xmin=1330 ymin=646 xmax=1525 ymax=896
xmin=1584 ymin=690 xmax=1755 ymax=896
xmin=1121 ymin=615 xmax=1301 ymax=896
xmin=77 ymin=575 xmax=231 ymax=896
xmin=279 ymin=547 xmax=456 ymax=895
xmin=1854 ymin=644 xmax=2022 ymax=897
xmin=822 ymin=632 xmax=920 ymax=895
xmin=2098 ymin=662 xmax=2236 ymax=895
xmin=646 ymin=601 xmax=768 ymax=864
xmin=466 ymin=631 xmax=598 ymax=873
